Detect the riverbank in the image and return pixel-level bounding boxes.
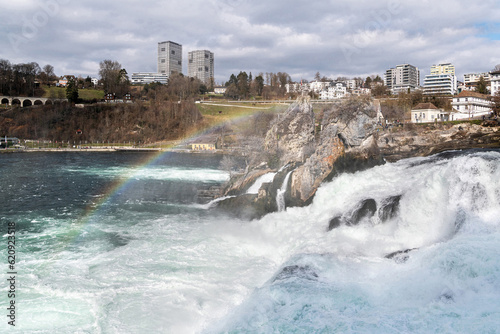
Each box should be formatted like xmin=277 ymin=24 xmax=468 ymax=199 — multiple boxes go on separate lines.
xmin=0 ymin=146 xmax=233 ymax=154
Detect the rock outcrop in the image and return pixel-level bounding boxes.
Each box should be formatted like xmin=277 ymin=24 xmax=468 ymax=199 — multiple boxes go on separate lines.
xmin=216 ymin=96 xmax=382 ymax=218
xmin=377 ymin=122 xmax=500 ymax=162
xmin=214 ymin=96 xmax=500 ymax=219
xmin=290 ymin=97 xmax=379 ymax=203
xmin=264 ymin=96 xmax=316 ymax=164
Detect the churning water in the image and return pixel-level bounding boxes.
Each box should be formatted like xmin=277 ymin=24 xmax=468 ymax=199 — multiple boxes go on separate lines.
xmin=1 ymin=149 xmax=500 ymax=333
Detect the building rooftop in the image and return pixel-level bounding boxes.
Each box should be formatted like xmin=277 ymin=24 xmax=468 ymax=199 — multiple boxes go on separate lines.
xmin=158 ymin=41 xmax=181 ymax=46
xmin=413 ymin=103 xmax=439 ymax=110
xmin=455 ymin=91 xmax=489 ymax=99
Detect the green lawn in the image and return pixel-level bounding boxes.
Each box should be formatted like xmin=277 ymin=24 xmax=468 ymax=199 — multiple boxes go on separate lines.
xmin=43 ymin=86 xmax=105 ymax=101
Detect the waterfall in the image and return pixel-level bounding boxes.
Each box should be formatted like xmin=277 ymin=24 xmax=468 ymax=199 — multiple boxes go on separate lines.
xmin=246 ymin=172 xmax=276 ymax=194
xmin=276 ymin=170 xmax=293 ymax=212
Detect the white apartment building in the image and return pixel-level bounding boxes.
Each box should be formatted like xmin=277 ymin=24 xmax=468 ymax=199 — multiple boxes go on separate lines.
xmin=158 ymin=41 xmax=182 ymax=75
xmin=309 ymin=81 xmax=330 ymax=93
xmin=451 ymin=91 xmax=492 ymax=120
xmin=351 ymin=87 xmax=371 ymax=96
xmin=385 ymin=64 xmax=420 ymax=94
xmin=131 ymin=72 xmax=169 ymax=85
xmin=463 ymin=72 xmax=491 ymax=92
xmin=285 ymin=82 xmax=301 ymax=94
xmin=320 ymin=83 xmax=348 ymax=100
xmin=213 ymin=86 xmax=227 ymax=95
xmin=490 ymin=70 xmax=500 ymax=96
xmin=423 ymin=74 xmax=457 ymax=96
xmin=187 ymin=50 xmax=214 ymax=85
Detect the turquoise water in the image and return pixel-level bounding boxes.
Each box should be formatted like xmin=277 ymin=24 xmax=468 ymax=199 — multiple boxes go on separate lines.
xmin=1 ymin=150 xmax=500 ymax=333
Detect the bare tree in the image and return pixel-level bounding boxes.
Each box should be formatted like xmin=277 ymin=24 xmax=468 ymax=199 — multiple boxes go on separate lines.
xmin=491 ymin=91 xmax=500 ymax=117
xmin=220 ymin=155 xmax=236 ymax=177
xmin=99 ymin=59 xmax=129 ymax=97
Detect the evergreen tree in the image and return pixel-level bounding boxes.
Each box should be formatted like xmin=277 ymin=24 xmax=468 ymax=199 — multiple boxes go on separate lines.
xmin=236 ymin=71 xmax=249 ymax=98
xmin=255 ymin=75 xmax=264 ymax=96
xmin=66 ymin=78 xmax=79 ymax=103
xmin=476 ymin=76 xmax=489 ymax=94
xmin=365 ymin=76 xmax=372 ymax=88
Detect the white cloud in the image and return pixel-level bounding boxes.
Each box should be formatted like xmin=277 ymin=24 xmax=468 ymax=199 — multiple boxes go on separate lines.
xmin=0 ymin=0 xmax=499 ymax=82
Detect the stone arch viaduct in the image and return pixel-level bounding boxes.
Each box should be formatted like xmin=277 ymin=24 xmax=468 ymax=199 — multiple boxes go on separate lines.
xmin=0 ymin=96 xmax=68 ymax=107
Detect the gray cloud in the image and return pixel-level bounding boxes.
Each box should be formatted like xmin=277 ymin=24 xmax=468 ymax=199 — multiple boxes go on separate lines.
xmin=1 ymin=0 xmax=499 ymax=84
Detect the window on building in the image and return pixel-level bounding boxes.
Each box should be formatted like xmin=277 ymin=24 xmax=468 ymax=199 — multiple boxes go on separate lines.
xmin=171 ymin=50 xmax=175 ymax=55
xmin=161 ymin=48 xmax=165 ymax=51
xmin=178 ymin=61 xmax=181 ymax=65
xmin=161 ymin=59 xmax=165 ymax=63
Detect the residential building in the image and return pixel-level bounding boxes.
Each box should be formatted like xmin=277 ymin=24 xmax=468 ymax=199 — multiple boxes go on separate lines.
xmin=337 ymin=79 xmax=359 ymax=90
xmin=463 ymin=72 xmax=491 ymax=91
xmin=213 ymin=86 xmax=227 ymax=95
xmin=91 ymin=77 xmax=99 ymax=86
xmin=104 ymin=93 xmax=115 ymax=102
xmin=285 ymin=82 xmax=306 ymax=94
xmin=351 ymin=87 xmax=371 ymax=96
xmin=319 ymin=83 xmax=348 ymax=100
xmin=411 ymin=103 xmax=449 ymax=123
xmin=423 ymin=73 xmax=457 ymax=96
xmin=430 ymin=63 xmax=455 ymax=76
xmin=451 ymin=91 xmax=492 ymax=120
xmin=57 ymin=75 xmax=75 ymax=87
xmin=385 ymin=64 xmax=420 ymax=94
xmin=191 ymin=143 xmax=216 ymax=151
xmin=187 ymin=50 xmax=214 ymax=86
xmin=309 ymin=81 xmax=330 ymax=93
xmin=158 ymin=41 xmax=182 ymax=75
xmin=131 ymin=72 xmax=169 ymax=85
xmin=490 ymin=70 xmax=500 ymax=96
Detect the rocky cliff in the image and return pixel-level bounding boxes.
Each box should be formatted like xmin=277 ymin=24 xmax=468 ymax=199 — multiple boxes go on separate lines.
xmin=290 ymin=97 xmax=379 ymax=204
xmin=264 ymin=97 xmax=316 ymax=163
xmin=214 ymin=96 xmax=500 ymax=219
xmin=377 ymin=122 xmax=500 ymax=162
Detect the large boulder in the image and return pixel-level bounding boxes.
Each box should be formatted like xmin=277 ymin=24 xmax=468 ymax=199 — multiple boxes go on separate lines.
xmin=290 ymin=97 xmax=380 ymax=203
xmin=264 ymin=96 xmax=316 ymax=164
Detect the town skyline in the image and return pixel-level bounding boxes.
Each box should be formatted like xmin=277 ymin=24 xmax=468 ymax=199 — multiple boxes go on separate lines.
xmin=1 ymin=0 xmax=499 ymax=83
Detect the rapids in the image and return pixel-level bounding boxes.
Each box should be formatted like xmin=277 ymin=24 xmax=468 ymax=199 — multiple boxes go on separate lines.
xmin=1 ymin=149 xmax=499 ymax=333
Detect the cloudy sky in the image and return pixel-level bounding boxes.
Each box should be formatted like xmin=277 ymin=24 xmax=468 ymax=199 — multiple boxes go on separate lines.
xmin=1 ymin=0 xmax=500 ymax=84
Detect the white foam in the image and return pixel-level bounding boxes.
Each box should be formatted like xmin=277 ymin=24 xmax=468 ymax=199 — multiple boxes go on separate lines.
xmin=65 ymin=166 xmax=229 ymax=183
xmin=246 ymin=172 xmax=276 ymax=194
xmin=17 ymin=150 xmax=500 ymax=333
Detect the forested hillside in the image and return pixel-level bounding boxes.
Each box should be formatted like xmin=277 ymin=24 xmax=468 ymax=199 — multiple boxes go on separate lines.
xmin=0 ymin=101 xmax=203 ymax=144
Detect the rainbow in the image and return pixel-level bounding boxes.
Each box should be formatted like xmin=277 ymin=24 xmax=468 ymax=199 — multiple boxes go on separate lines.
xmin=61 ymin=103 xmax=278 ymax=248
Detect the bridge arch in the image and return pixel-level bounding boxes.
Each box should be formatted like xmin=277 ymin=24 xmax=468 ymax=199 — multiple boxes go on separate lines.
xmin=11 ymin=99 xmax=21 ymax=106
xmin=45 ymin=99 xmax=53 ymax=105
xmin=34 ymin=100 xmax=44 ymax=106
xmin=22 ymin=99 xmax=32 ymax=107
xmin=1 ymin=98 xmax=9 ymax=105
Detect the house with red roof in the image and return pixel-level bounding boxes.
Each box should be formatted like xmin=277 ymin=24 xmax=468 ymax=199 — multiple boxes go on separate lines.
xmin=411 ymin=103 xmax=449 ymax=123
xmin=451 ymin=91 xmax=492 ymax=120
